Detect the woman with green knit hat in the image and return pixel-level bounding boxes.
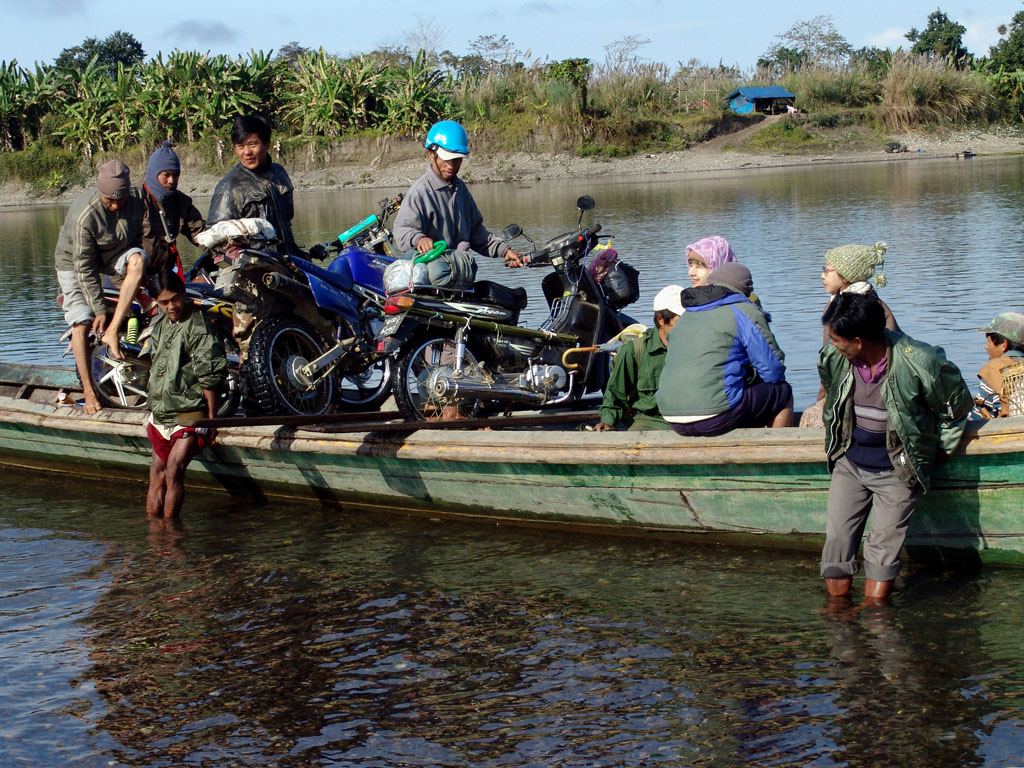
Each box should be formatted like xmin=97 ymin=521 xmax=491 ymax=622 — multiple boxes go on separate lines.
xmin=801 ymin=242 xmax=900 ymax=427
xmin=820 ymin=242 xmax=898 ymax=336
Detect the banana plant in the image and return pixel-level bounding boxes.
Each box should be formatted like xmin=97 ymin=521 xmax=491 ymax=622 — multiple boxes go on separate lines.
xmin=381 ymin=51 xmax=454 ymax=134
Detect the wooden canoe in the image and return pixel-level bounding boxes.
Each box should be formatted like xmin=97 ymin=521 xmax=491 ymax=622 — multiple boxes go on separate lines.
xmin=1 ymin=362 xmax=1022 ymax=566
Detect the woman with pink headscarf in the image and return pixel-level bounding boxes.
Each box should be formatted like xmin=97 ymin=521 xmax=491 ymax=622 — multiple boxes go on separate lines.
xmin=686 ymin=236 xmax=735 ymax=287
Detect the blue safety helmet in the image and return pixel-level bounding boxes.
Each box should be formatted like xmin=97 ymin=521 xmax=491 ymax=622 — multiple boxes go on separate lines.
xmin=424 ymin=120 xmax=469 ymax=159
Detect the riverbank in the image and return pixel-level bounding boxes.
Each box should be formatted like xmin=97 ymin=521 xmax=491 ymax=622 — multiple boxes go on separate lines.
xmin=1 ymin=127 xmax=1021 ymax=209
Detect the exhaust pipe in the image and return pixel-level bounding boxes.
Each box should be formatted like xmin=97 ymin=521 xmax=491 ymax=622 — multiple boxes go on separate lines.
xmin=264 ymin=272 xmax=309 ymax=298
xmin=433 ymin=377 xmax=547 ymax=404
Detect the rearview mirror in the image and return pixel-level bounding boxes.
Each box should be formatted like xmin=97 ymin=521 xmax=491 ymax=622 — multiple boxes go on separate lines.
xmin=576 ymin=196 xmax=595 ymax=211
xmin=502 ymin=224 xmax=523 ymax=240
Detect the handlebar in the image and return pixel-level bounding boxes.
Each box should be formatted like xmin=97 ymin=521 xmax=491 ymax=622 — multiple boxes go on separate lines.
xmin=522 ymin=225 xmax=602 ymax=268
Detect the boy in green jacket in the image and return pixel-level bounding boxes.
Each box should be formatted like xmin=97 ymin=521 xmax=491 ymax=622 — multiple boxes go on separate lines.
xmin=819 ymin=292 xmax=972 ymax=602
xmin=146 ymin=271 xmax=227 ymax=520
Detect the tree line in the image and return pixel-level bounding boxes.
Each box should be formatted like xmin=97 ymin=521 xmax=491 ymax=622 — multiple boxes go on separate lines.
xmin=1 ymin=8 xmax=1023 ymax=185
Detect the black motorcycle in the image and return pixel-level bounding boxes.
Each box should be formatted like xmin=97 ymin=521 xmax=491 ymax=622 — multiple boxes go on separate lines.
xmin=377 ymin=196 xmax=640 ymax=421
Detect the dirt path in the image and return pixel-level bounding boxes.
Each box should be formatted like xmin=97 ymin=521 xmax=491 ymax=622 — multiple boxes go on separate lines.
xmin=695 ymin=114 xmax=785 ymax=152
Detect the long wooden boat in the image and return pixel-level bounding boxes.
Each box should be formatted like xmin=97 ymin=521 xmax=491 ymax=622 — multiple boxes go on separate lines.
xmin=1 ymin=362 xmax=1022 ymax=566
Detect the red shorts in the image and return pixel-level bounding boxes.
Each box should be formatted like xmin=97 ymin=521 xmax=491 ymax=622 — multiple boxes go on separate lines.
xmin=147 ymin=422 xmax=212 ymax=464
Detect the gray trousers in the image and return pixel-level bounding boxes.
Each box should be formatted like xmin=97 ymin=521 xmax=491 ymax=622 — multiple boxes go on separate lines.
xmin=820 ymin=455 xmax=921 ymax=582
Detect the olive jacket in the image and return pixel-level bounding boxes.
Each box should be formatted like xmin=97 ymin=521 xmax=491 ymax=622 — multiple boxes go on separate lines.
xmin=147 ymin=306 xmax=227 ymax=427
xmin=818 ymin=329 xmax=973 ymax=491
xmin=53 ymin=187 xmax=145 ymax=315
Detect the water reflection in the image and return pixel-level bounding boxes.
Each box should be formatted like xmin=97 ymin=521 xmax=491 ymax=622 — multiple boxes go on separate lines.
xmin=1 ymin=470 xmax=1022 ymax=766
xmin=3 ymin=156 xmax=1022 ymax=406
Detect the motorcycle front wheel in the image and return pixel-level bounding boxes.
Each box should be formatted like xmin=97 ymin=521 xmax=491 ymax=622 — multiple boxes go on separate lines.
xmin=393 ymin=334 xmax=489 ymax=422
xmin=243 ymin=315 xmax=335 ymax=416
xmin=336 ymin=357 xmax=392 ymax=412
xmin=87 ymin=343 xmax=150 ymax=410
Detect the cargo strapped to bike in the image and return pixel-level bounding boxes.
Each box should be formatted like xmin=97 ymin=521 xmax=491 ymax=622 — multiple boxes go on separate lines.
xmin=384 ymin=242 xmax=478 ymax=294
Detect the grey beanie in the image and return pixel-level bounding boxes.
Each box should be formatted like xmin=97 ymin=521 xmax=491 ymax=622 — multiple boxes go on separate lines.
xmin=708 ymin=262 xmax=754 ymax=297
xmin=96 ymin=160 xmax=131 ymax=200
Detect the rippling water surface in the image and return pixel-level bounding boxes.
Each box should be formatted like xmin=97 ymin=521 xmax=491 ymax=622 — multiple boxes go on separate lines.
xmin=2 ymin=469 xmax=1023 ymax=766
xmin=2 ymin=158 xmax=1024 ymax=766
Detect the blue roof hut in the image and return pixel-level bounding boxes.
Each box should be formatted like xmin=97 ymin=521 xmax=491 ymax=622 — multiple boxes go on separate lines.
xmin=725 ymin=87 xmax=796 ymax=115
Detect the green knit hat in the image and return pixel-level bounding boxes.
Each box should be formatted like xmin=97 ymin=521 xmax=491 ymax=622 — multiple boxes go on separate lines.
xmin=824 ymin=242 xmax=888 ymax=287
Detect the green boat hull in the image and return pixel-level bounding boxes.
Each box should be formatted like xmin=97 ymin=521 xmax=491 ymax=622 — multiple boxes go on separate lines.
xmin=1 ymin=363 xmax=1022 ymax=565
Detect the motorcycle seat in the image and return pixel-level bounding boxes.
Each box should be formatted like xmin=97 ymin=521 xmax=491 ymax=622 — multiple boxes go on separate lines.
xmin=474 ymin=280 xmax=528 ymax=311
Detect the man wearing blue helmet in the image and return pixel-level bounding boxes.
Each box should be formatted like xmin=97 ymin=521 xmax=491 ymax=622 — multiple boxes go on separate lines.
xmin=394 ymin=120 xmax=523 ymax=267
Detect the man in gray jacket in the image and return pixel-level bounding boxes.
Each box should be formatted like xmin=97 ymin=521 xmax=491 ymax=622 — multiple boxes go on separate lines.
xmin=393 ymin=120 xmax=523 ymax=267
xmin=54 ymin=160 xmax=147 ymax=411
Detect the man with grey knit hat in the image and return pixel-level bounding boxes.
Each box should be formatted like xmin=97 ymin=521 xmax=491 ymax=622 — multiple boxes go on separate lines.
xmin=54 ymin=159 xmax=148 ymax=411
xmin=142 ymin=141 xmax=205 ymax=278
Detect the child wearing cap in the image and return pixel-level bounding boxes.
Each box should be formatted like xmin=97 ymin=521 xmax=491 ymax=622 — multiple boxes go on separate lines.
xmin=972 ymin=312 xmax=1024 ymax=419
xmin=595 ymin=285 xmax=683 ymax=431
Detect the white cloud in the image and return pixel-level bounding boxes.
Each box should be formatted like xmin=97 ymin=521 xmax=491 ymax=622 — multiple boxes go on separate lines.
xmin=963 ymin=19 xmax=1004 ymax=57
xmin=865 ymin=27 xmax=908 ymax=50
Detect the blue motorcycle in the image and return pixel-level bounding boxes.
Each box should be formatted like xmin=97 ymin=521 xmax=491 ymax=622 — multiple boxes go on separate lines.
xmin=208 ymin=197 xmax=402 ymax=416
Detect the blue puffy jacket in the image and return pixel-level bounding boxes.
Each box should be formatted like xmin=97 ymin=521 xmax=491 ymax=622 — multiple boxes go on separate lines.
xmin=656 ymin=285 xmax=787 ymax=419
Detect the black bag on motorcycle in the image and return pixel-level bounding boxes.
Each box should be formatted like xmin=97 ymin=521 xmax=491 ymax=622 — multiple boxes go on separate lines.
xmin=601 ymin=261 xmax=640 ymax=308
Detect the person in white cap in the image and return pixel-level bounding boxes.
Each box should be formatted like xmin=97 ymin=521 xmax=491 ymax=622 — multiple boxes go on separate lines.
xmin=393 ymin=120 xmax=523 ymax=267
xmin=595 ymin=284 xmax=683 ymax=431
xmin=54 ymin=159 xmax=148 ymax=410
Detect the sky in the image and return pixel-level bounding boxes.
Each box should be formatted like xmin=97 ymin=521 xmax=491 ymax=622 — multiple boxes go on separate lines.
xmin=1 ymin=0 xmax=1020 ymax=72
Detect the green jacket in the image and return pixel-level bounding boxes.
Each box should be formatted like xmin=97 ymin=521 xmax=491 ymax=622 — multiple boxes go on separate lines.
xmin=599 ymin=328 xmax=670 ymax=428
xmin=818 ymin=330 xmax=973 ymax=491
xmin=147 ymin=307 xmax=227 ymax=427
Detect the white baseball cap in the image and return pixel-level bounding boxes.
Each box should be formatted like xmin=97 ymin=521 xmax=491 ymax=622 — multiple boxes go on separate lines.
xmin=653 ymin=284 xmax=684 ymax=315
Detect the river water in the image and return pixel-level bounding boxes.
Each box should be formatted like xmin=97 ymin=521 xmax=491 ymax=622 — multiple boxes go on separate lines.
xmin=2 ymin=156 xmax=1024 ymax=765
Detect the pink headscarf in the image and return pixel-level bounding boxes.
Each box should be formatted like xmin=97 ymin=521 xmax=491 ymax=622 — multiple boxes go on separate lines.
xmin=587 ymin=247 xmax=619 ymax=282
xmin=686 ymin=236 xmax=735 ymax=271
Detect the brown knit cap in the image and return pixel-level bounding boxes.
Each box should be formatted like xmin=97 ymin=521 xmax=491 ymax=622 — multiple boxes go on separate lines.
xmin=96 ymin=160 xmax=131 ymax=200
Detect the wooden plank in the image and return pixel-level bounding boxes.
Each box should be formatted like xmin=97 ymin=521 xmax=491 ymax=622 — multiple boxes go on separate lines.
xmin=0 ymin=362 xmax=81 ymax=390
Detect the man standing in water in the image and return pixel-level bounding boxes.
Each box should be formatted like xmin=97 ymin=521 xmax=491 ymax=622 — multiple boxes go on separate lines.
xmin=146 ymin=271 xmax=226 ymax=520
xmin=54 ymin=160 xmax=147 ymax=409
xmin=818 ymin=292 xmax=972 ymax=602
xmin=207 ymin=114 xmax=298 ymax=255
xmin=393 ymin=120 xmax=523 ymax=267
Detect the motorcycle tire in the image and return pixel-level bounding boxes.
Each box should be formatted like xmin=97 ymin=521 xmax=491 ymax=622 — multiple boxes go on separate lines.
xmin=392 ymin=332 xmax=490 ymax=422
xmin=336 ymin=357 xmax=393 ymax=412
xmin=242 ymin=315 xmax=336 ymax=417
xmin=86 ymin=342 xmax=151 ymax=410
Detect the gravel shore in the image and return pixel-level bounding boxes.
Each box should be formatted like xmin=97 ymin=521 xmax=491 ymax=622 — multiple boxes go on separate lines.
xmin=2 ymin=128 xmax=1021 ymax=209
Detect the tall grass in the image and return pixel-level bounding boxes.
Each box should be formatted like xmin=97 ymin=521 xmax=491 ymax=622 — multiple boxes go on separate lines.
xmin=782 ymin=66 xmax=881 ymax=110
xmin=879 ymin=54 xmax=991 ymax=130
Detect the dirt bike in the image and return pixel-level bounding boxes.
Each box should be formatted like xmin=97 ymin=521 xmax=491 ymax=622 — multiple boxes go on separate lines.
xmin=377 ymin=195 xmax=641 ymax=421
xmin=207 ymin=196 xmax=404 ymax=416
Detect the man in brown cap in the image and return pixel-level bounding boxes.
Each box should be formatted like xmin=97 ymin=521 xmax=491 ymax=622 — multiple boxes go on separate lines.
xmin=54 ymin=159 xmax=148 ymax=412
